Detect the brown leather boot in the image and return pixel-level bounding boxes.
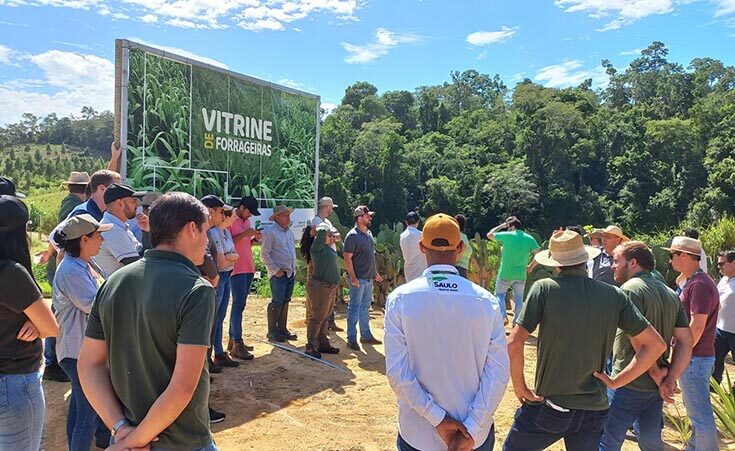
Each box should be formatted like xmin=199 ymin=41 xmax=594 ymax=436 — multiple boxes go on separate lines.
xmin=230 ymin=342 xmax=254 ymax=361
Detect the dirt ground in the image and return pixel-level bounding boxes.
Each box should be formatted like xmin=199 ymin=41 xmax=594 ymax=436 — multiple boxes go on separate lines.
xmin=42 ymin=295 xmax=735 ymax=451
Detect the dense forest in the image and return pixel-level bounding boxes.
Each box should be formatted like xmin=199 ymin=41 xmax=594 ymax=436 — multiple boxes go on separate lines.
xmin=2 ymin=41 xmax=733 ymax=238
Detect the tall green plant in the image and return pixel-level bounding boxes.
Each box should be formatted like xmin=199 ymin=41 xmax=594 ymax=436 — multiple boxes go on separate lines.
xmin=711 ymin=371 xmax=735 ymax=440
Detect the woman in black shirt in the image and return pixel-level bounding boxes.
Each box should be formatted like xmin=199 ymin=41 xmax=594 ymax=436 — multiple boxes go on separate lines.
xmin=0 ymin=195 xmax=59 ymax=450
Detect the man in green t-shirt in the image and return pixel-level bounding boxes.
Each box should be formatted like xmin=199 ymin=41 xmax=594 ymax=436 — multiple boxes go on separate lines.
xmin=504 ymin=230 xmax=666 ymax=451
xmin=601 ymin=241 xmax=693 ymax=451
xmin=487 ymin=216 xmax=540 ymax=321
xmin=78 ymin=192 xmax=218 ymax=451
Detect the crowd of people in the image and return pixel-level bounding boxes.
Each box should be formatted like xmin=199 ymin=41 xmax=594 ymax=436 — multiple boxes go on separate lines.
xmin=0 ymin=157 xmax=734 ymax=450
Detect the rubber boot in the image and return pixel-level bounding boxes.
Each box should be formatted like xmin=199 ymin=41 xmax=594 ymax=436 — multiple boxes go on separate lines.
xmin=279 ymin=303 xmax=298 ymax=340
xmin=267 ymin=303 xmax=285 ymax=342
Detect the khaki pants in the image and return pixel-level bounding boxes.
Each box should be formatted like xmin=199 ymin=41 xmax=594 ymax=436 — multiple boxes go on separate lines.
xmin=306 ymin=278 xmax=337 ymax=351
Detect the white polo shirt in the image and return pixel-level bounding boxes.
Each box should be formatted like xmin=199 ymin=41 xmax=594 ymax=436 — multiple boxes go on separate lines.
xmin=399 ymin=226 xmax=426 ymax=283
xmin=384 ymin=265 xmax=509 ymax=450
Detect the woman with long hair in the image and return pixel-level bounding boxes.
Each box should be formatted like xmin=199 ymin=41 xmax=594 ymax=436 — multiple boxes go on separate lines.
xmin=52 ymin=214 xmax=111 ymax=450
xmin=0 ymin=195 xmax=59 ymax=449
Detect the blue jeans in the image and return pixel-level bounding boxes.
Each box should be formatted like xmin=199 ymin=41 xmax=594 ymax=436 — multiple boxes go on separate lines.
xmin=398 ymin=425 xmax=495 ymax=450
xmin=0 ymin=371 xmax=44 ymax=450
xmin=495 ymin=277 xmax=526 ymax=320
xmin=679 ymin=355 xmax=718 ymax=451
xmin=600 ymin=387 xmax=664 ymax=451
xmin=347 ymin=279 xmax=374 ymax=342
xmin=503 ymin=403 xmax=609 ymax=451
xmin=270 ymin=273 xmax=295 ymax=305
xmin=60 ymin=358 xmax=100 ymax=451
xmin=213 ymin=270 xmax=232 ymax=355
xmin=229 ymin=273 xmax=254 ymax=342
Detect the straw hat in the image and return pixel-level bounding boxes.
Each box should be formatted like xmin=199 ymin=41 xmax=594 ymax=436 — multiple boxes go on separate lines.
xmin=662 ymin=236 xmax=702 ymax=256
xmin=602 ymin=225 xmax=629 ymax=242
xmin=269 ymin=204 xmax=294 ymax=221
xmin=585 ymin=228 xmax=604 ymax=239
xmin=534 ymin=230 xmax=601 ymax=267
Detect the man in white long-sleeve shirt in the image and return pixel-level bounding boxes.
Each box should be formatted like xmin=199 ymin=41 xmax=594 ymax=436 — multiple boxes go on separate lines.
xmin=385 ymin=213 xmax=510 ymax=451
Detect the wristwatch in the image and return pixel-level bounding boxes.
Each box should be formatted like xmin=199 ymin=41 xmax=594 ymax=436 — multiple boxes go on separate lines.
xmin=111 ymin=417 xmax=130 ymax=437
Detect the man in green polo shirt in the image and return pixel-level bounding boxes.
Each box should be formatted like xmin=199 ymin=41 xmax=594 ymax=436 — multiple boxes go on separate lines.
xmin=504 ymin=230 xmax=666 ymax=451
xmin=487 ymin=216 xmax=540 ymax=321
xmin=78 ymin=192 xmax=218 ymax=451
xmin=600 ymin=241 xmax=693 ymax=451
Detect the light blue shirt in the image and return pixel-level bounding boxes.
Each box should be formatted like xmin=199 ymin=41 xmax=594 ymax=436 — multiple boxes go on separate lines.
xmin=260 ymin=223 xmax=297 ymax=278
xmin=52 ymin=255 xmax=99 ymax=361
xmin=97 ymin=211 xmax=142 ymax=278
xmin=384 ymin=265 xmax=510 ymax=449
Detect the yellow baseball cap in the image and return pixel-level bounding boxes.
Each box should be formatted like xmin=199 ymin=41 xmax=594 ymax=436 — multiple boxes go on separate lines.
xmin=421 ymin=213 xmax=461 ymax=251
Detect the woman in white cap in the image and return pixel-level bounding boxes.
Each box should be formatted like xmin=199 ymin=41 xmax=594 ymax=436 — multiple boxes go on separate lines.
xmin=52 ymin=214 xmax=112 ymax=451
xmin=0 ymin=195 xmax=59 ymax=449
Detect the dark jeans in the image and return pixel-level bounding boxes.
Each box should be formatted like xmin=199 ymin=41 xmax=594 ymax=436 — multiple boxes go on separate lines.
xmin=600 ymin=387 xmax=664 ymax=451
xmin=59 ymin=358 xmax=100 ymax=451
xmin=229 ymin=273 xmax=254 ymax=342
xmin=714 ymin=328 xmax=735 ymax=384
xmin=213 ymin=270 xmax=232 ymax=355
xmin=503 ymin=403 xmax=609 ymax=451
xmin=270 ymin=273 xmax=295 ymax=305
xmin=398 ymin=425 xmax=495 ymax=451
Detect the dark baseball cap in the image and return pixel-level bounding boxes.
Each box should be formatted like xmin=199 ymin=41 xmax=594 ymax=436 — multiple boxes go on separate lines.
xmin=104 ymin=183 xmax=146 ymax=204
xmin=0 ymin=176 xmax=26 ymax=198
xmin=353 ymin=205 xmax=375 ymax=218
xmin=237 ymin=195 xmax=261 ymax=216
xmin=200 ymin=195 xmax=225 ymax=209
xmin=0 ymin=195 xmax=29 ymax=232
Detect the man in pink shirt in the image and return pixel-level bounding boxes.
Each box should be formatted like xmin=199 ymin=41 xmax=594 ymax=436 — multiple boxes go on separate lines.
xmin=228 ymin=196 xmax=261 ymax=360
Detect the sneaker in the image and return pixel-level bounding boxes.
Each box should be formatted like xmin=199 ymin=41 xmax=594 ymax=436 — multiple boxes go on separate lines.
xmin=213 ymin=353 xmax=240 ymax=368
xmin=360 ymin=337 xmax=382 ymax=345
xmin=209 ymin=407 xmax=225 ymax=424
xmin=305 ymin=349 xmax=322 ymax=359
xmin=42 ymin=363 xmax=70 ymax=382
xmin=209 ymin=358 xmax=223 ymax=374
xmin=347 ymin=340 xmax=361 ymax=351
xmin=317 ymin=345 xmax=340 ymax=354
xmin=230 ymin=343 xmax=254 ymax=361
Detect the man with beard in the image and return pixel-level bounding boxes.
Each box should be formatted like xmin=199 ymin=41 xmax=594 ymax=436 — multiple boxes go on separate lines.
xmin=343 ymin=205 xmax=383 ymax=352
xmin=95 ymin=183 xmax=149 ymax=278
xmin=601 ymin=241 xmax=693 ymax=450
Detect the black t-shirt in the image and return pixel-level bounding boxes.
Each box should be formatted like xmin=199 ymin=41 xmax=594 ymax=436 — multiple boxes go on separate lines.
xmin=0 ymin=260 xmax=43 ymax=374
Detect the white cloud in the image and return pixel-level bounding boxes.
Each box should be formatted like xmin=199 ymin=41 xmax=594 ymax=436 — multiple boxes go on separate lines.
xmin=534 ymin=60 xmax=609 ymax=88
xmin=0 ymin=44 xmax=14 ymax=64
xmin=620 ymin=48 xmax=644 ymax=55
xmin=128 ymin=38 xmax=229 ymax=68
xmin=341 ymin=28 xmax=423 ymax=64
xmin=714 ymin=0 xmax=735 ymax=16
xmin=0 ymin=49 xmax=113 ymax=124
xmin=320 ymin=102 xmax=337 ymax=118
xmin=466 ymin=26 xmax=518 ymax=46
xmin=141 ymin=13 xmax=157 ymax=23
xmin=0 ymin=0 xmax=360 ymax=30
xmin=555 ymin=0 xmax=678 ymax=30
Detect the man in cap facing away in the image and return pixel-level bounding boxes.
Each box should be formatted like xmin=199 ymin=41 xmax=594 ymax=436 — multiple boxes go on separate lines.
xmin=385 ymin=213 xmax=509 ymax=451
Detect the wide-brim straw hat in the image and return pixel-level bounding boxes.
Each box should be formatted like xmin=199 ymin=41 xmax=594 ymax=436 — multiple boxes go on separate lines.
xmin=662 ymin=236 xmax=702 ymax=256
xmin=269 ymin=204 xmax=294 ymax=221
xmin=585 ymin=228 xmax=604 ymax=239
xmin=602 ymin=225 xmax=629 ymax=242
xmin=535 ymin=230 xmax=601 ymax=267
